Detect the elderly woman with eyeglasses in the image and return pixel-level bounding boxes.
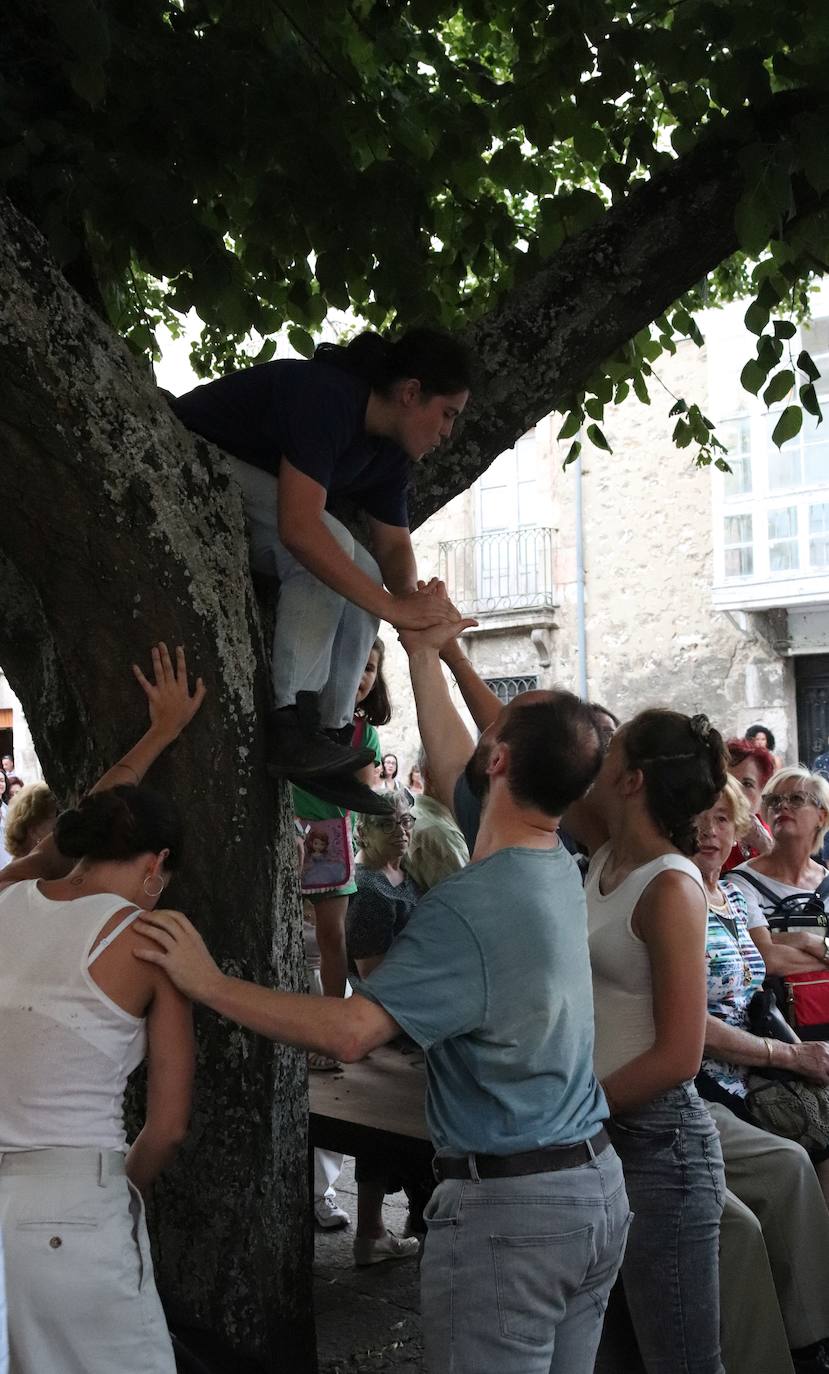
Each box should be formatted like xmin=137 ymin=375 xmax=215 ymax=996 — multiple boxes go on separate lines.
xmin=728 ymin=767 xmax=829 ymax=975
xmin=346 ymin=789 xmax=423 ymax=979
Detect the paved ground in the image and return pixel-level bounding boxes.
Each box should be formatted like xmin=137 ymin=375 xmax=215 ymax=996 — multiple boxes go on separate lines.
xmin=314 ymin=1157 xmax=425 ymax=1373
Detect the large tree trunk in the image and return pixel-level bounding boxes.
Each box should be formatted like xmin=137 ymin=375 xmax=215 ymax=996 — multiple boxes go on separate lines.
xmin=0 ymin=196 xmax=315 ymax=1370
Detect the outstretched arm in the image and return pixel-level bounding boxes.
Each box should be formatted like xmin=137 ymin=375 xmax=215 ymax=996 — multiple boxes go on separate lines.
xmin=0 ymin=643 xmax=206 ymax=886
xmin=134 ymin=911 xmax=399 ymax=1061
xmin=400 ymin=610 xmax=480 ymax=814
xmin=93 ymin=642 xmax=205 ymax=795
xmin=439 ymin=636 xmax=502 ymax=735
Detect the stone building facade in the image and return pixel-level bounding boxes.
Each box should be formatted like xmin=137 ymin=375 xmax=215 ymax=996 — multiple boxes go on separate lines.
xmin=381 ymin=293 xmax=829 ymax=778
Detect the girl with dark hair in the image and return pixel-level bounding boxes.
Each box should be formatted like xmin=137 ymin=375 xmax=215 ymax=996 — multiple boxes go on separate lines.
xmin=571 ymin=709 xmax=729 ymax=1374
xmin=295 ymin=638 xmax=393 ymax=1229
xmin=0 ymin=644 xmax=204 ymax=1374
xmin=171 ymin=328 xmax=470 ymax=809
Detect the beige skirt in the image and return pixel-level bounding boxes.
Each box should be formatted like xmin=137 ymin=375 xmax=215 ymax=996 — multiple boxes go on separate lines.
xmin=0 ymin=1147 xmax=175 ymax=1374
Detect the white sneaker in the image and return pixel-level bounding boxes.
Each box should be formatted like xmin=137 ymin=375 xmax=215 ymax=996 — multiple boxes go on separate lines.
xmin=352 ymin=1231 xmax=421 ymax=1266
xmin=314 ymin=1196 xmax=350 ymax=1230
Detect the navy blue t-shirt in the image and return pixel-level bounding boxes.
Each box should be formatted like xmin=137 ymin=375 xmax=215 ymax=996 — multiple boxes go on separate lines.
xmin=171 ymin=359 xmax=411 ymax=527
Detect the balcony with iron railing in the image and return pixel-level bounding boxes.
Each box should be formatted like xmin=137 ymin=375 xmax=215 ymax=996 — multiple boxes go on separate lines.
xmin=437 ymin=527 xmax=557 ymax=619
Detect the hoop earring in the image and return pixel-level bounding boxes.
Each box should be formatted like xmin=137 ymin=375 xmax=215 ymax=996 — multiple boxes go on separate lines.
xmin=143 ymin=874 xmax=165 ymax=899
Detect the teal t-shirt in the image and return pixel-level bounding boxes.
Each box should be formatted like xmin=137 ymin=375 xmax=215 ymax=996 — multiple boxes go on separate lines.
xmin=358 ymin=844 xmax=607 ymax=1154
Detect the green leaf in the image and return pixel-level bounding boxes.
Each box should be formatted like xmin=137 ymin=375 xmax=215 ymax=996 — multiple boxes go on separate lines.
xmin=563 ymin=439 xmax=582 ymax=468
xmin=572 ymin=124 xmax=605 ymax=162
xmin=288 ymin=327 xmax=316 ymax=359
xmin=772 ymin=319 xmax=797 ymax=340
xmin=797 ymin=350 xmax=821 ymax=382
xmin=253 ymin=339 xmax=277 ymax=364
xmin=734 ymin=195 xmax=777 ymax=258
xmin=632 ymin=372 xmax=650 ymax=405
xmin=740 ymin=360 xmax=766 ymax=395
xmin=668 ymin=399 xmax=687 ymax=417
xmin=762 ymin=369 xmax=795 ymax=406
xmin=557 ymin=409 xmax=583 ymax=441
xmin=800 ymin=384 xmax=823 ymax=421
xmin=584 ymin=397 xmax=605 ymax=422
xmin=673 ymin=418 xmax=692 ymax=449
xmin=771 ymin=406 xmax=802 ymax=449
xmin=586 ymin=423 xmax=611 ymax=452
xmin=744 ymin=300 xmax=769 ymax=336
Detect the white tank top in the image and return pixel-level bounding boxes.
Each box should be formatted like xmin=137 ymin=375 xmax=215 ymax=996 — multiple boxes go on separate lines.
xmin=586 ymin=844 xmax=705 ymax=1080
xmin=0 ymin=880 xmax=148 ymax=1151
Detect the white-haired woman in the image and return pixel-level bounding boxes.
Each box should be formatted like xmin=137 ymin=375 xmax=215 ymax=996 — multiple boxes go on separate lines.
xmin=693 ymin=778 xmax=829 ymax=1373
xmin=729 ymin=767 xmax=829 ymax=974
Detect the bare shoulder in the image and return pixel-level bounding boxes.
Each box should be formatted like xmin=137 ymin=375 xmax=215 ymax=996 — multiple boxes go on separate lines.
xmin=637 ymin=867 xmax=707 ymax=924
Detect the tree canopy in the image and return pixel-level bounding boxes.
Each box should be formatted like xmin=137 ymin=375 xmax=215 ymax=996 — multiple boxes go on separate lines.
xmin=3 ymin=0 xmax=829 ymax=475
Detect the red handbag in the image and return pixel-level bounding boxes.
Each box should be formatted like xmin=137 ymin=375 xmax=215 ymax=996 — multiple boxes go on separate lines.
xmin=738 ymin=870 xmax=829 ymax=1041
xmin=766 ymin=970 xmax=829 ymax=1041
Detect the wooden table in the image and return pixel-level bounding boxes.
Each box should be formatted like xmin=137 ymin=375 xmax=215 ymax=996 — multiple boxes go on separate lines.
xmin=309 ymin=1042 xmax=433 ymax=1168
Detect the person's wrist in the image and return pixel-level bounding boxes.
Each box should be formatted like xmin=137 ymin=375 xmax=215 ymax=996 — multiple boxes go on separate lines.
xmin=146 ymin=720 xmax=180 ymax=747
xmin=202 ymin=969 xmax=231 ymax=1011
xmin=440 ymin=641 xmax=466 ymax=670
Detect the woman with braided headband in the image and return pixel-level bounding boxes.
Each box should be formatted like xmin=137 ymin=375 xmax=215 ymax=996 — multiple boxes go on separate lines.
xmin=569 ymin=709 xmax=729 ymax=1373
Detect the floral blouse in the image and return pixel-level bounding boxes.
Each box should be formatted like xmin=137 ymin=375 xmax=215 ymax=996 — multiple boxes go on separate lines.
xmin=701 ymin=880 xmax=766 ymax=1098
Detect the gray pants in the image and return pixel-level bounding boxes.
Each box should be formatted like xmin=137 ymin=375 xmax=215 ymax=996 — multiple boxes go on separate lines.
xmin=0 ymin=1147 xmax=175 ymax=1374
xmin=711 ymin=1101 xmax=829 ymax=1358
xmin=421 ymin=1143 xmax=630 ymax=1374
xmin=229 ymin=456 xmax=382 ymax=728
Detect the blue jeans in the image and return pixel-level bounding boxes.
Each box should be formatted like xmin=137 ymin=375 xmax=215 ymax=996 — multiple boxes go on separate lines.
xmin=229 ymin=456 xmax=382 ymax=728
xmin=421 ymin=1142 xmax=630 ymax=1374
xmin=604 ymin=1083 xmax=725 ymax=1374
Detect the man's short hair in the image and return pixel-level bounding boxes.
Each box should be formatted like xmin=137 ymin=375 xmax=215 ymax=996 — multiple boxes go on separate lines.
xmin=496 ymin=692 xmax=603 ymax=816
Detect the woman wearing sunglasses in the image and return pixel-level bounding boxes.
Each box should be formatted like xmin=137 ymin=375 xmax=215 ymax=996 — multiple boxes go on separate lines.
xmin=729 ymin=767 xmax=829 ymax=974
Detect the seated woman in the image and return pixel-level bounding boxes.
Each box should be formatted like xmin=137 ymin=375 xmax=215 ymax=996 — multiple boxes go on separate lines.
xmin=0 ymin=643 xmax=204 ymax=1374
xmin=344 ymin=790 xmax=424 ymax=1267
xmin=722 ymin=736 xmax=775 ymax=873
xmin=694 ymin=778 xmax=829 ymax=1373
xmin=728 ymin=766 xmax=829 ymax=974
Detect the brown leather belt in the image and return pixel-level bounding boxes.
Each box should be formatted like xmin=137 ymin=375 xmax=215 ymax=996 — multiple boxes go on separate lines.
xmin=432 ymin=1126 xmax=611 ymax=1182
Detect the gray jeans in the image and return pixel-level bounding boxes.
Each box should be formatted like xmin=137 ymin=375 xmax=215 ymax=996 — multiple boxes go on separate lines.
xmin=229 ymin=456 xmax=382 ymax=728
xmin=421 ymin=1142 xmax=630 ymax=1374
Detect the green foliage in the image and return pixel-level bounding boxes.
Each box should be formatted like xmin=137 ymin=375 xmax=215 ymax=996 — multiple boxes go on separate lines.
xmin=2 ymin=0 xmax=829 ymax=465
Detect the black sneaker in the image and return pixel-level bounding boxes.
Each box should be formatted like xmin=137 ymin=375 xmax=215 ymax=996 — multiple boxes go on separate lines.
xmin=266 ymin=699 xmax=373 ymax=780
xmin=291 ymin=769 xmax=394 ymax=815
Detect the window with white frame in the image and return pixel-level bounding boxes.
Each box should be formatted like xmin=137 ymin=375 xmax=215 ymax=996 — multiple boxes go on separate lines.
xmin=476 ymin=431 xmax=540 ymax=604
xmin=718 ymin=317 xmax=829 ymax=585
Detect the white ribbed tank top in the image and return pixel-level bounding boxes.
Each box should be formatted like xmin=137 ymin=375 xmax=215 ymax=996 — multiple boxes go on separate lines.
xmin=0 ymin=880 xmax=147 ymax=1151
xmin=586 ymin=843 xmax=705 ymax=1080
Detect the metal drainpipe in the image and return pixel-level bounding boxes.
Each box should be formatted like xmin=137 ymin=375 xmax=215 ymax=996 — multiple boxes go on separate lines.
xmin=575 ymin=450 xmax=588 ymax=699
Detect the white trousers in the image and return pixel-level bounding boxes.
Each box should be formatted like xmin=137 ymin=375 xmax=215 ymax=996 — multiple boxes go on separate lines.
xmin=0 ymin=1148 xmax=175 ymax=1374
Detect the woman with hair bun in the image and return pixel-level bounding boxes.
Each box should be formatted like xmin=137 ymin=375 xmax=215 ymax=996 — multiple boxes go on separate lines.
xmin=571 ymin=709 xmax=729 ymax=1374
xmin=171 ymin=327 xmax=472 ymax=811
xmin=0 ymin=643 xmax=205 ymax=1374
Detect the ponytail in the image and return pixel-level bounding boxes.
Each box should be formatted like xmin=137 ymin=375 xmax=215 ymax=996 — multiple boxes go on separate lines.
xmin=314 ymin=327 xmax=473 ymax=398
xmin=623 ymin=710 xmax=728 ymax=855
